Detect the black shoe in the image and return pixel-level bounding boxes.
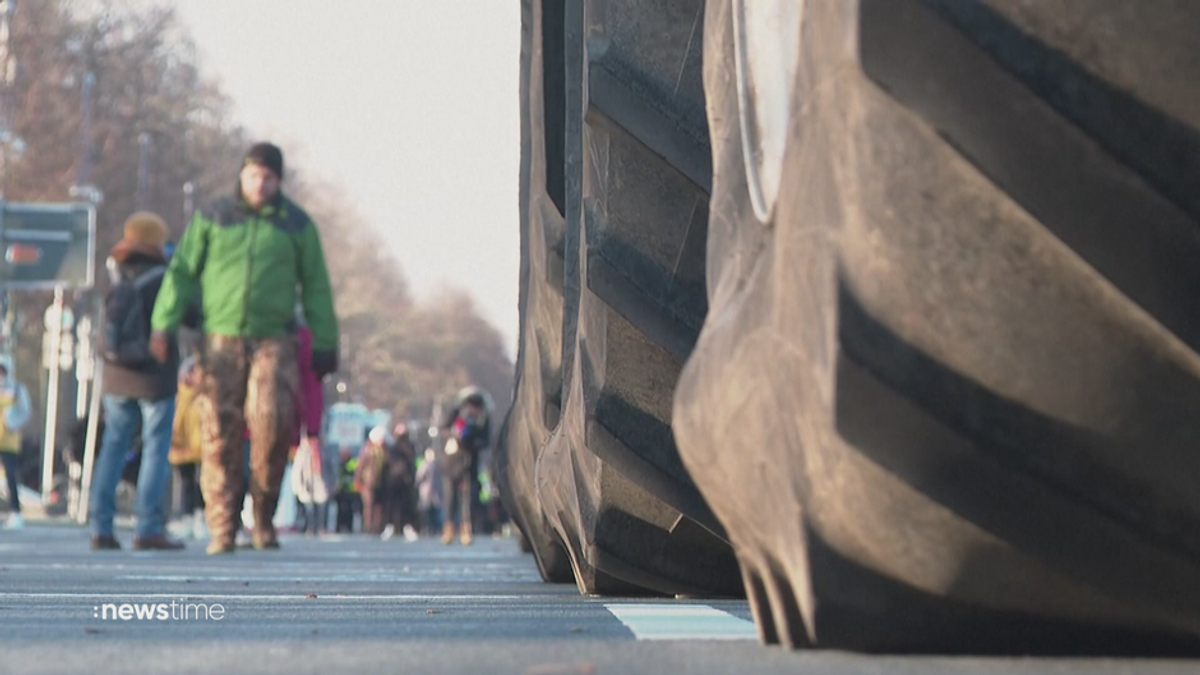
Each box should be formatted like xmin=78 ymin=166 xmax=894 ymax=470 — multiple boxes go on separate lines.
xmin=132 ymin=534 xmax=185 ymax=551
xmin=90 ymin=534 xmax=121 ymax=551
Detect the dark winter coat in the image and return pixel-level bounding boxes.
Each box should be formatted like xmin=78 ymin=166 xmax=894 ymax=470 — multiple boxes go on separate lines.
xmin=102 ymin=254 xmax=180 ymax=400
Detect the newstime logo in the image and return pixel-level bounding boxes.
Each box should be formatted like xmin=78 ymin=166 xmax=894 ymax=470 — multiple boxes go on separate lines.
xmin=93 ymin=601 xmax=226 ymax=621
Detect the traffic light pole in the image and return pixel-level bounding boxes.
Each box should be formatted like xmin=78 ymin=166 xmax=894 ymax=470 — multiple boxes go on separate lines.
xmin=76 ymin=358 xmax=101 ymax=524
xmin=40 ymin=285 xmax=62 ymax=505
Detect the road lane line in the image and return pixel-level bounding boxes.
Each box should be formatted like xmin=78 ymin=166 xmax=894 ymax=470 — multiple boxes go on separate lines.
xmin=115 ymin=573 xmax=541 ymax=582
xmin=0 ymin=593 xmax=535 ymax=602
xmin=604 ymin=603 xmax=758 ymax=641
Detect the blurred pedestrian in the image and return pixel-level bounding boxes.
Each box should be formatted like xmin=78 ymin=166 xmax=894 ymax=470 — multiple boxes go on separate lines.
xmin=0 ymin=357 xmax=31 ymax=530
xmin=291 ymin=434 xmax=329 ymax=537
xmin=91 ymin=212 xmax=186 ymax=551
xmin=335 ymin=447 xmax=359 ymax=532
xmin=168 ymin=356 xmax=206 ymax=540
xmin=62 ymin=412 xmax=104 ymax=521
xmin=440 ymin=389 xmax=490 ymax=545
xmin=150 ymin=142 xmax=339 ymax=554
xmin=355 ymin=427 xmax=387 ymax=535
xmin=289 ymin=317 xmax=328 ymax=535
xmin=415 ymin=447 xmax=442 ymax=537
xmin=381 ymin=422 xmax=417 ymax=541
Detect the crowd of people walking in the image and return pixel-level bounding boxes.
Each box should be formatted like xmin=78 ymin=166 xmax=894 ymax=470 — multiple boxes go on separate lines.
xmin=0 ymin=142 xmax=503 ymax=550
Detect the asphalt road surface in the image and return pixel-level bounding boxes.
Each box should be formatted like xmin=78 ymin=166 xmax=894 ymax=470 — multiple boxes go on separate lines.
xmin=0 ymin=522 xmax=1196 ymax=674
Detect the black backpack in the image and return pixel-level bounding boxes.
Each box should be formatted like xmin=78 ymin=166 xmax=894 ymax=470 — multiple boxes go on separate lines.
xmin=101 ymin=265 xmax=165 ymax=368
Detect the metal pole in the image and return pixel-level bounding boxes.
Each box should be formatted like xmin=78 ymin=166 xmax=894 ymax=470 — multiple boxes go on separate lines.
xmin=40 ymin=286 xmax=63 ymax=504
xmin=77 ymin=71 xmax=94 ymax=188
xmin=75 ymin=371 xmax=87 ymax=419
xmin=183 ymin=180 xmax=194 ymax=225
xmin=65 ymin=302 xmax=87 ymax=518
xmin=136 ymin=132 xmax=151 ymax=211
xmin=74 ymin=313 xmax=91 ymax=418
xmin=76 ymin=358 xmax=101 ymax=524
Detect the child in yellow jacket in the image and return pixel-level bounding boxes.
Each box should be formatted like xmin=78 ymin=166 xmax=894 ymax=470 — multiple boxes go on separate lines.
xmin=168 ymin=357 xmax=205 ymax=539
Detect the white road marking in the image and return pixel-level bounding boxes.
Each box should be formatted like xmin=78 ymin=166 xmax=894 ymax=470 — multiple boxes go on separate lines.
xmin=0 ymin=592 xmax=533 ymax=602
xmin=115 ymin=571 xmax=542 ymax=582
xmin=605 ymin=603 xmax=758 ymax=641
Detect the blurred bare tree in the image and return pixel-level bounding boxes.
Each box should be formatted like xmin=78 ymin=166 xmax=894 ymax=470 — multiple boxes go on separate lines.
xmin=1 ymin=0 xmax=511 ymax=454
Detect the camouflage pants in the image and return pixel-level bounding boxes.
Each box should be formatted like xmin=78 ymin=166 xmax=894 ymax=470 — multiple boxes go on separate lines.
xmin=198 ymin=335 xmax=299 ymax=547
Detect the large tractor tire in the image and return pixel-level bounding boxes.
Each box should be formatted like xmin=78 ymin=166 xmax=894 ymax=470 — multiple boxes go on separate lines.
xmin=674 ymin=0 xmax=1200 ymax=654
xmin=495 ymin=0 xmax=576 ymax=585
xmin=503 ymin=0 xmax=742 ymax=597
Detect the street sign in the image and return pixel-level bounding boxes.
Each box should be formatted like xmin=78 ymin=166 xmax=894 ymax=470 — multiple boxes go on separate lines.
xmin=0 ymin=202 xmax=96 ymax=289
xmin=326 ymin=402 xmax=371 ymax=450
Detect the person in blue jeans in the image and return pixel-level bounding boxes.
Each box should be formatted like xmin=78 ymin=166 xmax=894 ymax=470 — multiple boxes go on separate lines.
xmin=90 ymin=213 xmax=188 ymax=551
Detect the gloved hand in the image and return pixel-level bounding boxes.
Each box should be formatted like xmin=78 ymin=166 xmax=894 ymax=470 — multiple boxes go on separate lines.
xmin=312 ymin=349 xmax=338 ymax=379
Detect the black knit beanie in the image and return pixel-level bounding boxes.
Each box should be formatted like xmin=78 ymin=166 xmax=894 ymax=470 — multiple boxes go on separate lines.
xmin=244 ymin=142 xmax=284 ymax=178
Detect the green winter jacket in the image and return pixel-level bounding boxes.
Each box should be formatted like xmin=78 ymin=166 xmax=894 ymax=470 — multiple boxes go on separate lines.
xmin=150 ymin=193 xmax=338 ymax=351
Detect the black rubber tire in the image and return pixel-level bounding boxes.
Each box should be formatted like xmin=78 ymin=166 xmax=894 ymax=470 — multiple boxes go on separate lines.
xmin=674 ymin=0 xmax=1200 ymax=654
xmin=526 ymin=0 xmax=742 ymax=597
xmin=494 ymin=0 xmax=574 ymax=586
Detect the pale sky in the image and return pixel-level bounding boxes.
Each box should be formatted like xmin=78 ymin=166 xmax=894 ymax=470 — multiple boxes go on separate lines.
xmin=172 ymin=1 xmax=521 ymax=358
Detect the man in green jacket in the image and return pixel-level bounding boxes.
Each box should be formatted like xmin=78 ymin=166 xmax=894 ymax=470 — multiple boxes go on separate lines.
xmin=150 ymin=142 xmax=338 ymax=554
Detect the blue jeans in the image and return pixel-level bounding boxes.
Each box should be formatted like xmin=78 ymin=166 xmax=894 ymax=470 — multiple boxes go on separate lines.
xmin=90 ymin=395 xmax=175 ymax=538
